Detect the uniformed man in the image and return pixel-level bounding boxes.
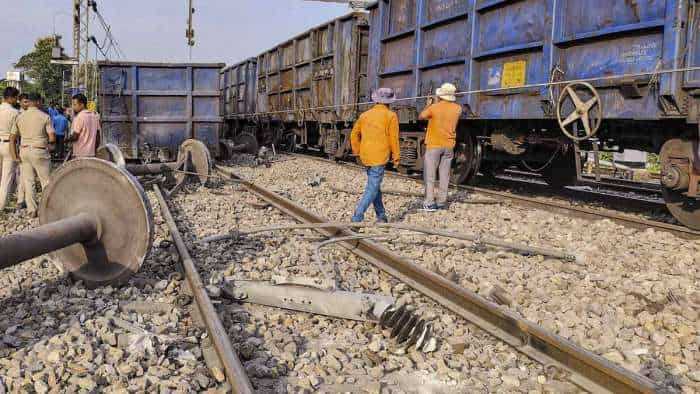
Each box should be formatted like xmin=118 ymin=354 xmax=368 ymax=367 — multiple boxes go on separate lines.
xmin=10 ymin=92 xmax=56 ymax=217
xmin=0 ymin=87 xmax=20 ymax=211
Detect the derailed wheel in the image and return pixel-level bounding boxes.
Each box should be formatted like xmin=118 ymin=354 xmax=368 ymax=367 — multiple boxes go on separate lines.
xmin=660 ymin=139 xmax=700 ymax=230
xmin=96 ymin=144 xmax=126 ymax=168
xmin=39 ymin=159 xmax=154 ymax=287
xmin=176 ymin=139 xmax=212 ymax=185
xmin=234 ymin=133 xmax=260 ymax=155
xmin=450 ymin=135 xmax=482 ymax=184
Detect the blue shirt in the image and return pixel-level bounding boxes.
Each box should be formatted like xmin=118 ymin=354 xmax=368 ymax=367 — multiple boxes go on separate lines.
xmin=52 ymin=114 xmax=69 ymax=136
xmin=47 ymin=107 xmax=59 ymax=119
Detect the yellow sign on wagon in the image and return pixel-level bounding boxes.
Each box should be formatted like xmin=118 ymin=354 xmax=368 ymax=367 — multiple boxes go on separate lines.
xmin=502 ymin=60 xmax=527 ymax=88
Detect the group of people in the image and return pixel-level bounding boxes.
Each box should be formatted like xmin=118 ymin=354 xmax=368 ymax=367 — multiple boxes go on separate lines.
xmin=0 ymin=87 xmax=101 ymax=217
xmin=350 ymin=83 xmax=461 ymax=222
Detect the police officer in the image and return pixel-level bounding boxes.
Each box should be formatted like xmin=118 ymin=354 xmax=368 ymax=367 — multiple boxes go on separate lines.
xmin=0 ymin=87 xmax=19 ymax=211
xmin=10 ymin=93 xmax=56 ymax=218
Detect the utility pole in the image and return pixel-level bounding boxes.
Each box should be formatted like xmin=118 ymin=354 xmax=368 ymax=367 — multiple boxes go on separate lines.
xmin=72 ymin=0 xmax=80 ymax=90
xmin=71 ymin=0 xmax=92 ymax=94
xmin=186 ymin=0 xmax=195 ymax=60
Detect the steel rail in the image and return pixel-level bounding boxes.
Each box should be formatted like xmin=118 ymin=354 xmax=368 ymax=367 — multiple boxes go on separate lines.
xmin=153 ymin=185 xmax=254 ymax=394
xmin=216 ymin=165 xmax=659 ymax=394
xmin=297 ymin=154 xmax=700 ymax=239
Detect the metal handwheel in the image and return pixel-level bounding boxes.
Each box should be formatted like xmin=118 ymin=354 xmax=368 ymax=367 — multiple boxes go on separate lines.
xmin=556 ymin=82 xmax=603 ymax=141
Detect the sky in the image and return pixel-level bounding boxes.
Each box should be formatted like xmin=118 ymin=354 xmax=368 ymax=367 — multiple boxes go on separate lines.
xmin=0 ymin=0 xmax=349 ymax=76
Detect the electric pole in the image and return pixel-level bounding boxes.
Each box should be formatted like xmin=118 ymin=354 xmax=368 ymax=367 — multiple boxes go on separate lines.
xmin=186 ymin=0 xmax=195 ymax=60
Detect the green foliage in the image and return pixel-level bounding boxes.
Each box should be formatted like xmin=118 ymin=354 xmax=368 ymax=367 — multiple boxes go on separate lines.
xmin=647 ymin=153 xmax=661 ymax=174
xmin=14 ymin=36 xmax=69 ymax=104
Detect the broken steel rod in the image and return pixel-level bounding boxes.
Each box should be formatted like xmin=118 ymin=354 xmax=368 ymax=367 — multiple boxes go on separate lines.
xmin=153 ymin=184 xmax=254 ymax=394
xmin=199 ymin=222 xmax=578 ymax=262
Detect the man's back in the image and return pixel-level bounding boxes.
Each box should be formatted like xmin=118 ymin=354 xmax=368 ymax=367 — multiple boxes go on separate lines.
xmin=72 ymin=110 xmax=100 ymax=157
xmin=14 ymin=108 xmax=52 ymax=148
xmin=351 ymin=104 xmax=400 ymax=167
xmin=0 ymin=103 xmax=18 ymax=139
xmin=52 ymin=114 xmax=68 ymax=136
xmin=422 ymin=100 xmax=462 ymax=148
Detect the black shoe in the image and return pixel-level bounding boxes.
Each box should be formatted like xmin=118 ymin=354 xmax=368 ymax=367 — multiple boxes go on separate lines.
xmin=436 ymin=203 xmax=448 ymax=210
xmin=376 ymin=216 xmax=389 ymax=224
xmin=421 ymin=203 xmax=438 ymax=212
xmin=16 ymin=202 xmax=26 ymax=210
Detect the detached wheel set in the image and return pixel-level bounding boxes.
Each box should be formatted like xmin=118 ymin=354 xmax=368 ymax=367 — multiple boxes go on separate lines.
xmin=0 ymin=139 xmax=213 ymax=288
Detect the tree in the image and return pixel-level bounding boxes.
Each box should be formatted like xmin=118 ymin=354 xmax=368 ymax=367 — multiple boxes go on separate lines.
xmin=14 ymin=36 xmax=70 ymax=105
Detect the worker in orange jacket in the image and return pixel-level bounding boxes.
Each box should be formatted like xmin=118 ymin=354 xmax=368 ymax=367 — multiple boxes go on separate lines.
xmin=350 ymin=88 xmax=400 ymax=223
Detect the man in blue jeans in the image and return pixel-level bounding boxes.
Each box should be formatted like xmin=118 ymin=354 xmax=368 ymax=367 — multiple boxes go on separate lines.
xmin=350 ymin=88 xmax=401 ymax=223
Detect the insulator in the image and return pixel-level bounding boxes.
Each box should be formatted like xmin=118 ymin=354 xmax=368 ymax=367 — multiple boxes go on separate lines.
xmin=400 ymin=147 xmax=418 ymax=166
xmin=379 ymin=304 xmax=432 ymax=351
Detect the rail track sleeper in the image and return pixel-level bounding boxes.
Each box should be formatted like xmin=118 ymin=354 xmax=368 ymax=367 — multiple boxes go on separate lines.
xmin=153 ymin=184 xmax=254 ymax=394
xmin=216 ymin=164 xmax=659 ymax=394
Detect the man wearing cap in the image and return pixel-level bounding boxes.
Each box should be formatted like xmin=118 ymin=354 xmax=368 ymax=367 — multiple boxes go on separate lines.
xmin=0 ymin=87 xmax=20 ymax=211
xmin=350 ymin=88 xmax=400 ymax=223
xmin=10 ymin=93 xmax=56 ymax=218
xmin=419 ymin=83 xmax=462 ymax=211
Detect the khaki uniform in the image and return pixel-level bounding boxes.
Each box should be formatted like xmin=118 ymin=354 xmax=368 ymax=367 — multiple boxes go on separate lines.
xmin=11 ymin=107 xmax=55 ymax=214
xmin=0 ymin=103 xmax=19 ymax=209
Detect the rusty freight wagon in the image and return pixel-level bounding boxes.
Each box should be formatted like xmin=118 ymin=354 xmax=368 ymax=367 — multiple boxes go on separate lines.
xmin=366 ymin=0 xmax=700 ymax=229
xmin=226 ymin=13 xmax=370 ymax=157
xmin=99 ymin=61 xmax=225 ymax=161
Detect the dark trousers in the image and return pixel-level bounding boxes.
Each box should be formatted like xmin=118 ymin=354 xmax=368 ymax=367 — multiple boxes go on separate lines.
xmin=54 ymin=135 xmax=65 ymax=159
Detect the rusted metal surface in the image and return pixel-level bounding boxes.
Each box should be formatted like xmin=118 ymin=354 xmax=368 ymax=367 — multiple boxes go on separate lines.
xmin=40 ymin=159 xmax=154 ymax=287
xmin=255 ymin=13 xmax=369 ymax=124
xmin=221 ymin=58 xmax=258 ymax=119
xmin=153 ymin=185 xmax=254 ymax=394
xmin=216 ymin=164 xmax=659 ymax=393
xmin=367 ymin=0 xmax=690 ymax=121
xmin=99 ymin=61 xmax=225 ymax=160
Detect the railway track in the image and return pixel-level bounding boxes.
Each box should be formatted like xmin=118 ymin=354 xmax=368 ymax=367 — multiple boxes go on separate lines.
xmin=291 ymin=153 xmax=700 ymax=239
xmin=213 ymin=163 xmax=660 ymax=393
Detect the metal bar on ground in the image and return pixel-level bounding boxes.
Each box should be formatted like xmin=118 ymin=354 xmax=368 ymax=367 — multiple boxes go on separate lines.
xmin=216 ymin=165 xmax=658 ymax=394
xmin=0 ymin=213 xmax=98 ymax=269
xmin=153 ymin=185 xmax=254 ymax=394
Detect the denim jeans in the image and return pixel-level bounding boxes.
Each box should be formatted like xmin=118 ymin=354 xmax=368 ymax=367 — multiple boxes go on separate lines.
xmin=352 ymin=165 xmax=386 ymax=222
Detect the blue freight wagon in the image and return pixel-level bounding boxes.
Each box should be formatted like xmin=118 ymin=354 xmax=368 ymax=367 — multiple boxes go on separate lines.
xmin=99 ymin=61 xmax=225 ymax=161
xmin=367 ymin=0 xmax=700 ymax=229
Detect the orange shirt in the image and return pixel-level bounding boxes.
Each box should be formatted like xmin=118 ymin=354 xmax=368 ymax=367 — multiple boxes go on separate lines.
xmin=420 ymin=101 xmax=462 ymax=148
xmin=350 ymin=104 xmax=400 ymax=167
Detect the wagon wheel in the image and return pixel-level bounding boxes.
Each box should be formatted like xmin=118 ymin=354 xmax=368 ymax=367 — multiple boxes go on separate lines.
xmin=450 ymin=135 xmax=482 ymax=185
xmin=660 ymin=139 xmax=700 ymax=230
xmin=557 ymin=82 xmax=602 ymax=142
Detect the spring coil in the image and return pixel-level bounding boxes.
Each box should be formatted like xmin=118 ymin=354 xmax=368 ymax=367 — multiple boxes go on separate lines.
xmin=379 ymin=304 xmax=432 ymax=351
xmin=400 ymin=147 xmax=418 ymax=165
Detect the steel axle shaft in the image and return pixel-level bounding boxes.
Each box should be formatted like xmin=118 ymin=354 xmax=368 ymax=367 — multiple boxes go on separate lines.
xmin=0 ymin=213 xmax=98 ymax=269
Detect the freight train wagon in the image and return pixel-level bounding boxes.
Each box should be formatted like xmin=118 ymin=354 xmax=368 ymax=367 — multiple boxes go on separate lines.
xmin=100 ymin=61 xmax=225 ymax=161
xmin=223 ymin=13 xmax=370 ymax=158
xmin=365 ymin=0 xmax=700 ymax=229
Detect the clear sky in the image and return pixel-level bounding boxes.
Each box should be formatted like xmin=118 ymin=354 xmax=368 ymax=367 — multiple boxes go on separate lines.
xmin=0 ymin=0 xmax=349 ymax=75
